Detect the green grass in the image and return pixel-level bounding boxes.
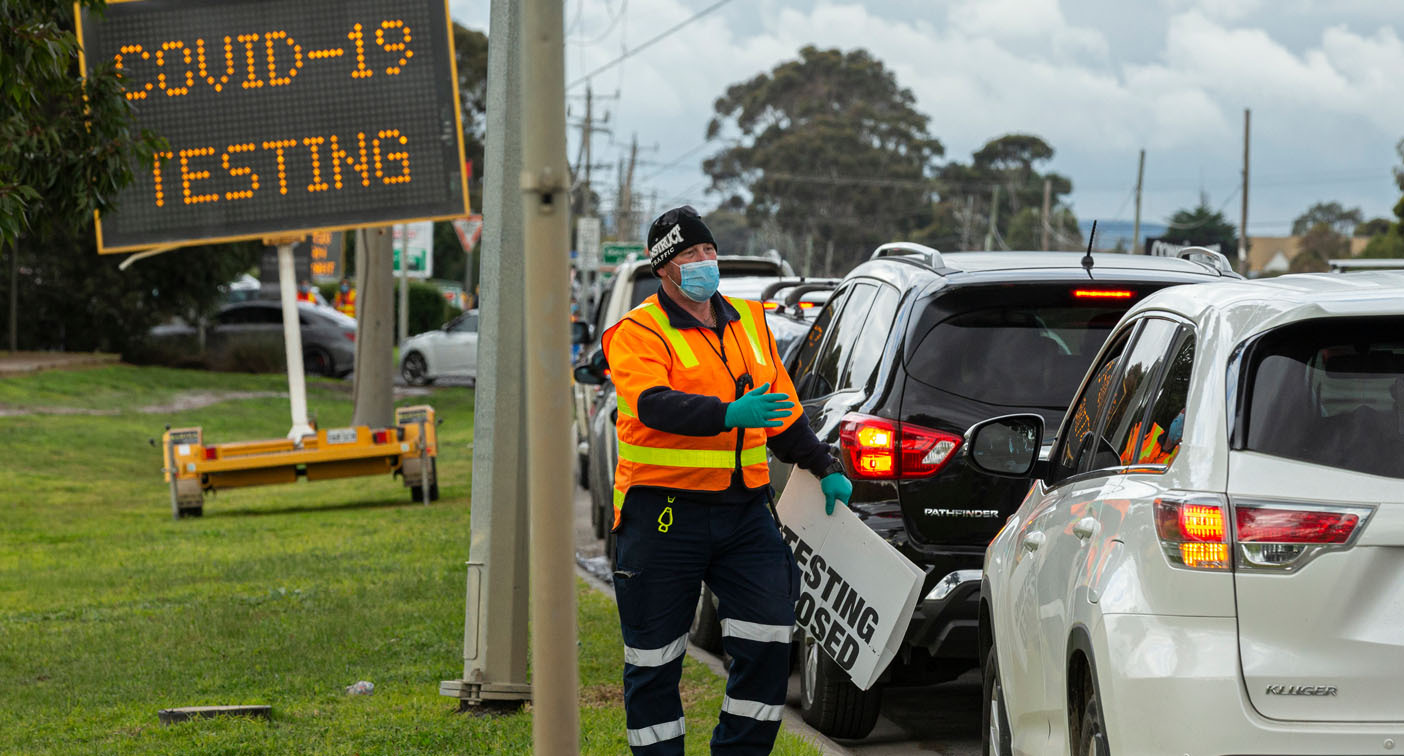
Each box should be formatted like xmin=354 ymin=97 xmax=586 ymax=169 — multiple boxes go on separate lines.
xmin=0 ymin=366 xmax=823 ymax=755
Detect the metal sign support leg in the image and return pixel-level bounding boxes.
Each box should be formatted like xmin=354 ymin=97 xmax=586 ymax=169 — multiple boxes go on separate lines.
xmin=277 ymin=242 xmax=315 ymax=440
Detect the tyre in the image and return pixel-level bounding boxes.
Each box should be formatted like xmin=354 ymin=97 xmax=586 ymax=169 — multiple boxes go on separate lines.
xmin=689 ymin=585 xmax=723 ymax=654
xmin=177 ymin=506 xmax=203 ymax=518
xmin=981 ymin=643 xmax=1012 ymax=756
xmin=304 ymin=347 xmax=335 ymax=377
xmin=798 ymin=628 xmax=882 ymax=739
xmin=401 ymin=352 xmax=431 ymax=386
xmin=410 ymin=459 xmax=440 ymax=502
xmin=1075 ymin=667 xmax=1110 ymax=756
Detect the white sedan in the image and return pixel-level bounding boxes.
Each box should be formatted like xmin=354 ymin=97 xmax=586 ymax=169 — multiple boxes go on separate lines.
xmin=969 ymin=271 xmax=1404 ymax=756
xmin=399 ymin=310 xmax=477 ymax=385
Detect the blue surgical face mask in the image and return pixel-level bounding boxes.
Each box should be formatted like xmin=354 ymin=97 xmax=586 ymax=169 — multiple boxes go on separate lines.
xmin=673 ymin=259 xmax=719 ymax=302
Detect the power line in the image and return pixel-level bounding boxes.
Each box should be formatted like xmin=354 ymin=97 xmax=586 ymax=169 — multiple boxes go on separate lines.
xmin=567 ymin=0 xmax=735 ymax=90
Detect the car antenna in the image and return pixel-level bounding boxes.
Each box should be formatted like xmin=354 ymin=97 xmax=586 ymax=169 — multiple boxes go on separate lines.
xmin=1081 ymin=220 xmax=1097 ymax=279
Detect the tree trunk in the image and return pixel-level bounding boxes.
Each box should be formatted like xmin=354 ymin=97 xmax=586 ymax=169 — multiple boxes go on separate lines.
xmin=8 ymin=237 xmax=18 ymax=353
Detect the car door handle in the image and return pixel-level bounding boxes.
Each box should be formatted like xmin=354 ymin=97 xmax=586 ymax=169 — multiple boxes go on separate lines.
xmin=1073 ymin=517 xmax=1099 ymax=541
xmin=1021 ymin=532 xmax=1046 ymax=552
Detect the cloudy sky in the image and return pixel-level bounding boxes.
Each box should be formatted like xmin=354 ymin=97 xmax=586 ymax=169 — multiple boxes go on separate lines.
xmin=451 ymin=0 xmax=1404 ymax=238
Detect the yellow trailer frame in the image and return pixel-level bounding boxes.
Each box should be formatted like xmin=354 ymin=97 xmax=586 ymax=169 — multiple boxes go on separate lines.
xmin=160 ymin=405 xmax=438 ymax=518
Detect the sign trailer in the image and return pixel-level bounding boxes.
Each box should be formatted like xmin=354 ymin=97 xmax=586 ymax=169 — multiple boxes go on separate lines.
xmin=78 ymin=0 xmax=467 ymax=512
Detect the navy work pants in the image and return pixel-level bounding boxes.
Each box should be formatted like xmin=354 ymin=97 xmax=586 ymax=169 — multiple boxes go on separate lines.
xmin=613 ymin=488 xmax=799 ymax=755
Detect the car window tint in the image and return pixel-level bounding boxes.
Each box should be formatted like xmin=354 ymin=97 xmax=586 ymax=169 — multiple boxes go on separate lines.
xmin=250 ymin=307 xmax=282 ymax=325
xmin=1050 ymin=327 xmax=1133 ymax=482
xmin=807 ymin=283 xmax=877 ymax=399
xmin=908 ymin=304 xmax=1129 ymax=408
xmin=838 ymin=285 xmax=899 ymax=392
xmin=1098 ymin=319 xmax=1181 ymax=470
xmin=1242 ymin=316 xmax=1403 ymax=478
xmin=451 ymin=314 xmax=478 ymax=333
xmin=789 ymin=286 xmax=851 ymax=387
xmin=1137 ymin=333 xmax=1195 ymax=467
xmin=629 ymin=278 xmax=662 ymax=309
xmin=217 ymin=308 xmax=248 ymax=325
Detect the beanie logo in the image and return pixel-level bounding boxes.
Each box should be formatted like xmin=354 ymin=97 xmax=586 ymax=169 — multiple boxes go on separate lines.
xmin=650 ymin=224 xmax=685 ymax=262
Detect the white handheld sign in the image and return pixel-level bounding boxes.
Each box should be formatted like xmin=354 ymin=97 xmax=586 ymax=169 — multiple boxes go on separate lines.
xmin=775 ymin=469 xmax=924 ymax=691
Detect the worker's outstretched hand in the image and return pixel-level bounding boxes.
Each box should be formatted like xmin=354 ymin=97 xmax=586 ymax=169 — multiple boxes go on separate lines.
xmin=723 ymin=382 xmax=794 ymax=429
xmin=820 ymin=472 xmax=852 ymax=516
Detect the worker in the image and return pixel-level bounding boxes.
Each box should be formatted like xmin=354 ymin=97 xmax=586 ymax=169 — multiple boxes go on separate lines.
xmin=296 ymin=280 xmax=317 ymax=303
xmin=602 ymin=205 xmax=852 ymax=755
xmin=333 ymin=279 xmax=356 ymax=318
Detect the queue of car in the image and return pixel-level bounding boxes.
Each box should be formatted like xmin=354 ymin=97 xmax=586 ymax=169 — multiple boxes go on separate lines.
xmin=571 ymin=241 xmax=1404 ymax=754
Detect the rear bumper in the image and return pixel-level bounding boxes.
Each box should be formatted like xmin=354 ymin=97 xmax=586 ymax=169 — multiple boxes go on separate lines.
xmin=903 ymin=570 xmax=981 ymax=660
xmin=1097 ymin=614 xmax=1404 ymax=754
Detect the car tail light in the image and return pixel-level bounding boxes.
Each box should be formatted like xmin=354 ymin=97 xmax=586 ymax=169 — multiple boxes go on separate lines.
xmin=344 ymin=331 xmax=356 ymax=342
xmin=372 ymin=430 xmax=389 ymax=444
xmin=838 ymin=413 xmax=961 ymax=480
xmin=1232 ymin=500 xmax=1373 ymax=571
xmin=798 ymin=301 xmax=817 ymax=309
xmin=203 ymin=447 xmax=218 ymax=460
xmin=1154 ymin=494 xmax=1230 ymax=570
xmin=1073 ymin=289 xmax=1134 ymax=299
xmin=762 ymin=301 xmax=780 ymax=310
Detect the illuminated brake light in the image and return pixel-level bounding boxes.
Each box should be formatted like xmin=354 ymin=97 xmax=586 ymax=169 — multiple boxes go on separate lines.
xmin=838 ymin=413 xmax=961 ymax=480
xmin=1154 ymin=495 xmax=1230 ymax=570
xmin=1073 ymin=289 xmax=1134 ymax=299
xmin=798 ymin=302 xmax=816 ymax=309
xmin=203 ymin=447 xmax=218 ymax=460
xmin=762 ymin=302 xmax=780 ymax=310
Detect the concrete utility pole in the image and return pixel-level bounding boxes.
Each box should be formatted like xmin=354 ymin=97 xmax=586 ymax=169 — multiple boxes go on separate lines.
xmin=985 ymin=185 xmax=1001 ymax=251
xmin=1239 ymin=108 xmax=1251 ymax=268
xmin=274 ymin=240 xmax=314 ymax=438
xmin=521 ymin=0 xmax=578 ymax=752
xmin=960 ymin=195 xmax=974 ymax=251
xmin=398 ymin=224 xmax=410 ymax=346
xmin=617 ymin=134 xmax=639 ymax=237
xmin=1132 ymin=149 xmax=1146 ymax=255
xmin=1040 ymin=179 xmax=1052 ymax=251
xmin=440 ymin=0 xmax=531 ymax=711
xmin=351 ymin=227 xmax=394 ymax=428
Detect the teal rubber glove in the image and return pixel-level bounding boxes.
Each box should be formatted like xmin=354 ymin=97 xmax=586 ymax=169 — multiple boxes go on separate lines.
xmin=723 ymin=382 xmax=794 ymax=429
xmin=820 ymin=472 xmax=852 ymax=515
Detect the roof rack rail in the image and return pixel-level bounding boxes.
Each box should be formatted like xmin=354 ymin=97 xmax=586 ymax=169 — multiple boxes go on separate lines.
xmin=758 ymin=277 xmax=840 ymax=302
xmin=871 ymin=242 xmax=947 ymax=270
xmin=1176 ymin=246 xmax=1238 ymax=277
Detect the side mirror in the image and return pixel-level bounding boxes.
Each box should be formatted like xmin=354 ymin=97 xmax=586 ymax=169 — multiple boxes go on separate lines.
xmin=571 ymin=320 xmax=593 ymax=345
xmin=573 ymin=348 xmax=608 ymax=385
xmin=964 ymin=414 xmax=1043 ymax=478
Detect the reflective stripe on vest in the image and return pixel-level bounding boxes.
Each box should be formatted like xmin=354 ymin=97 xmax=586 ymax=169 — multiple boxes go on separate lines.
xmin=633 ymin=303 xmax=699 ymax=368
xmin=617 ymin=395 xmax=636 ymax=418
xmin=725 ymin=297 xmax=768 ymax=367
xmin=618 ymin=440 xmax=767 ymax=469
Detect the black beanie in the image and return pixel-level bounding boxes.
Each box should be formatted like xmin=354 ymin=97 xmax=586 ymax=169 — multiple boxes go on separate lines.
xmin=647 ymin=205 xmax=716 ymax=272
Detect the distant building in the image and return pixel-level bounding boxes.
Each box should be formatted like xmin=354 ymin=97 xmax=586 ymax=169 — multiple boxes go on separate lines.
xmin=1244 ymin=236 xmax=1371 ymax=275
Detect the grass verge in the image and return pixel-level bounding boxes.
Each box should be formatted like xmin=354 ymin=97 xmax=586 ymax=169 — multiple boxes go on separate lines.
xmin=0 ymin=365 xmax=823 ymax=755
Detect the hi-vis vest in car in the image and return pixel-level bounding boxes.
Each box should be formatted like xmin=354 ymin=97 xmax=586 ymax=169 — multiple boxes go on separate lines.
xmin=601 ymin=294 xmax=802 ymax=528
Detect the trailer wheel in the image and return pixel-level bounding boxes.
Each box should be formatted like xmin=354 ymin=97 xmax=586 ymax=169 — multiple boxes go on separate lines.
xmin=410 ymin=459 xmax=440 ymax=502
xmin=178 ymin=506 xmax=204 ymax=518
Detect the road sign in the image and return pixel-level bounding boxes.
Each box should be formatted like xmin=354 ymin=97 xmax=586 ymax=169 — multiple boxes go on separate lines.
xmin=77 ymin=0 xmax=469 ymax=253
xmin=601 ymin=241 xmax=644 ymax=267
xmin=577 ymin=217 xmax=601 ymax=270
xmin=393 ymin=221 xmax=434 ymax=278
xmin=308 ymin=230 xmax=344 ymax=281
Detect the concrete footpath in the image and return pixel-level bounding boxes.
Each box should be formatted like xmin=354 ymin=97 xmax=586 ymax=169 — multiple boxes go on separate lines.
xmin=0 ymin=351 xmax=120 ymax=377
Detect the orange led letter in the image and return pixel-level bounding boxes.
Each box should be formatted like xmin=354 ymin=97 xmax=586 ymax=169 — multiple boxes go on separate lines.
xmin=114 ymin=44 xmax=154 ymax=101
xmin=157 ymin=41 xmax=194 ymax=96
xmin=329 ymin=132 xmax=370 ymax=188
xmin=238 ymin=34 xmax=262 ymax=89
xmin=222 ymin=144 xmax=259 ymax=200
xmin=178 ymin=147 xmax=220 ymax=205
xmin=261 ymin=139 xmax=298 ymax=195
xmin=303 ymin=137 xmax=329 ymax=192
xmin=376 ymin=20 xmax=413 ymax=75
xmin=373 ymin=130 xmax=411 ymax=185
xmin=151 ymin=151 xmax=174 ymax=206
xmin=197 ymin=37 xmax=236 ymax=92
xmin=264 ymin=31 xmax=303 ymax=86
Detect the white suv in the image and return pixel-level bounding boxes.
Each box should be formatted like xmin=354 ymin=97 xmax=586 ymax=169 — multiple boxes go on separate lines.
xmin=967 ymin=271 xmax=1404 ymax=756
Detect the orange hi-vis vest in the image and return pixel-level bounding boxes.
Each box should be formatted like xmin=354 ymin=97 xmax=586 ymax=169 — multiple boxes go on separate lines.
xmin=602 ymin=294 xmax=802 ymax=528
xmin=335 ymin=290 xmax=356 ymax=317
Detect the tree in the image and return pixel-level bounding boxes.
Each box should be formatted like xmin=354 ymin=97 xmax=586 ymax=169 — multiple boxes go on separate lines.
xmin=0 ymin=1 xmax=259 ymax=354
xmin=453 ymin=24 xmax=488 ymax=214
xmin=1291 ymin=202 xmax=1363 ymax=237
xmin=1357 ymin=137 xmax=1404 ymax=259
xmin=1357 ymin=217 xmax=1393 ymax=237
xmin=1290 ymin=222 xmax=1345 ymax=272
xmin=1165 ymin=197 xmax=1238 ymax=255
xmin=703 ymin=47 xmax=943 ymax=275
xmin=930 ymin=134 xmax=1077 ymax=251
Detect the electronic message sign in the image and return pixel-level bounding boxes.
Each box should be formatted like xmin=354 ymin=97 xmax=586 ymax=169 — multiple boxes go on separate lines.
xmin=77 ymin=0 xmax=469 ymax=253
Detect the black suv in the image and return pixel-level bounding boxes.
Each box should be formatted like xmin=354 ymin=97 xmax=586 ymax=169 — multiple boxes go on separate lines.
xmin=739 ymin=243 xmax=1237 ymax=738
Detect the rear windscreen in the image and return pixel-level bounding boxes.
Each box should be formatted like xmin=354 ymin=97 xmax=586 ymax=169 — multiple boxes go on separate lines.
xmin=1241 ymin=316 xmax=1404 ymax=478
xmin=908 ymin=303 xmax=1132 ymax=408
